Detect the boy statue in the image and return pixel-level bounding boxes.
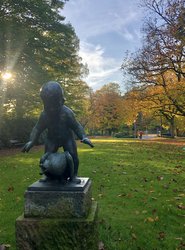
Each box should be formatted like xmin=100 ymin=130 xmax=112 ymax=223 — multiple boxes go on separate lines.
xmin=22 ymin=81 xmax=94 ymax=183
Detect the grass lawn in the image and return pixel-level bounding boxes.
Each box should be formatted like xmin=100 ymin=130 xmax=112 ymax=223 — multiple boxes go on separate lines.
xmin=0 ymin=138 xmax=185 ymax=250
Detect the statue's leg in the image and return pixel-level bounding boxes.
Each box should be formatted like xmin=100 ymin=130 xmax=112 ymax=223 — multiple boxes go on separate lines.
xmin=63 ymin=140 xmax=80 ymax=184
xmin=64 ymin=152 xmax=74 ymax=181
xmin=63 ymin=140 xmax=79 ymax=175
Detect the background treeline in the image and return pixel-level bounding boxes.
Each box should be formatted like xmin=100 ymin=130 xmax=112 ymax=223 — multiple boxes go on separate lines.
xmin=0 ymin=0 xmax=185 ymax=148
xmin=87 ymin=0 xmax=185 ymax=138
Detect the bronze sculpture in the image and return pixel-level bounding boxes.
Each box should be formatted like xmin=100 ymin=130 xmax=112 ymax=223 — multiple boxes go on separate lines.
xmin=22 ymin=81 xmax=94 ymax=183
xmin=40 ymin=151 xmax=75 ymax=183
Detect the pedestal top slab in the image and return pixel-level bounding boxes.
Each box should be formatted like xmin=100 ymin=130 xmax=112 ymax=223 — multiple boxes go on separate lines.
xmin=27 ymin=177 xmax=90 ymax=192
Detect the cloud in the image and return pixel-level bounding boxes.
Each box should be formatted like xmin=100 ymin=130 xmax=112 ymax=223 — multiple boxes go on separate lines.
xmin=79 ymin=41 xmax=122 ymax=89
xmin=63 ymin=0 xmax=143 ymax=41
xmin=62 ymin=0 xmax=143 ymax=90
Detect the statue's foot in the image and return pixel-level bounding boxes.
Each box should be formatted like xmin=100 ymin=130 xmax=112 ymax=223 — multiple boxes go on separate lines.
xmin=71 ymin=176 xmax=81 ymax=184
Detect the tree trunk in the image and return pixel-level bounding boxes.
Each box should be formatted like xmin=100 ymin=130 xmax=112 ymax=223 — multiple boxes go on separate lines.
xmin=169 ymin=116 xmax=176 ymax=138
xmin=108 ymin=129 xmax=112 ymax=136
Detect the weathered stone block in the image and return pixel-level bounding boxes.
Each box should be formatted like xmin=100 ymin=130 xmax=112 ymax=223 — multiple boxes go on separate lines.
xmin=16 ymin=201 xmax=98 ymax=250
xmin=24 ymin=178 xmax=92 ymax=218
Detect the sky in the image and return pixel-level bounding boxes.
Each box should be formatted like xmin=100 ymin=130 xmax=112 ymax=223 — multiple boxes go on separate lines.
xmin=62 ymin=0 xmax=145 ymax=91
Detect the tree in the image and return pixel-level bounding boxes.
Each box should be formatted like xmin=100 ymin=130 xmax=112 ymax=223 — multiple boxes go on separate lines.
xmin=121 ymin=0 xmax=185 ymax=136
xmin=0 ymin=0 xmax=88 ymax=143
xmin=88 ymin=83 xmax=123 ymax=135
xmin=0 ymin=0 xmax=87 ymax=116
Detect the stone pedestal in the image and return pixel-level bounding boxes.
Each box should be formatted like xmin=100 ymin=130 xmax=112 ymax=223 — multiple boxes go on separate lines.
xmin=16 ymin=178 xmax=98 ymax=250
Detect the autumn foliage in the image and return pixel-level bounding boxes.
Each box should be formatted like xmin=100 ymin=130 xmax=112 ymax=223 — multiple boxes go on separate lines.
xmin=121 ymin=0 xmax=185 ymax=137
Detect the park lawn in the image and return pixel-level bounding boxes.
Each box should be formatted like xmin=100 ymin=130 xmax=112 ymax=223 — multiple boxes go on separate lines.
xmin=0 ymin=138 xmax=185 ymax=250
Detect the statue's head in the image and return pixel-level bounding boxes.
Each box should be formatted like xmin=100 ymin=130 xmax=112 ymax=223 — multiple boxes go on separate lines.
xmin=40 ymin=81 xmax=65 ymax=114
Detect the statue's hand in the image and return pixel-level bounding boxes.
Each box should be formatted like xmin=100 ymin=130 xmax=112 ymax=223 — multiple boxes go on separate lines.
xmin=81 ymin=138 xmax=94 ymax=148
xmin=22 ymin=141 xmax=34 ymax=152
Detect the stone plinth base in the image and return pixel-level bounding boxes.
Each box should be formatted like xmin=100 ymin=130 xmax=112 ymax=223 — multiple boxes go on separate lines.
xmin=24 ymin=178 xmax=92 ymax=218
xmin=16 ymin=201 xmax=98 ymax=250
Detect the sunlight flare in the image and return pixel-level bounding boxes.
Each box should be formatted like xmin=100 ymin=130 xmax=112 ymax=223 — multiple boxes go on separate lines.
xmin=1 ymin=72 xmax=12 ymax=80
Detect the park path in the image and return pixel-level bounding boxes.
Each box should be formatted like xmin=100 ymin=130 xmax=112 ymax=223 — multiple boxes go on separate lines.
xmin=142 ymin=134 xmax=157 ymax=140
xmin=0 ymin=145 xmax=42 ymax=157
xmin=0 ymin=136 xmax=184 ymax=157
xmin=141 ymin=134 xmax=185 ymax=147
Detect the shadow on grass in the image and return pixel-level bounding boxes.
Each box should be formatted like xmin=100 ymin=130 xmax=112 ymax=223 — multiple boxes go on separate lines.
xmin=0 ymin=139 xmax=184 ymax=250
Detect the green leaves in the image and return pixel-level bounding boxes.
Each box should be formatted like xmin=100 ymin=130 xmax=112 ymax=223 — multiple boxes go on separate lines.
xmin=0 ymin=0 xmax=89 ymax=143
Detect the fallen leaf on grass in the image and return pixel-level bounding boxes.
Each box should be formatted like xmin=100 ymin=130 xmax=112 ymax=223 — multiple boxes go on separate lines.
xmin=178 ymin=194 xmax=185 ymax=197
xmin=175 ymin=165 xmax=183 ymax=169
xmin=177 ymin=241 xmax=185 ymax=249
xmin=117 ymin=193 xmax=126 ymax=197
xmin=175 ymin=197 xmax=182 ymax=201
xmin=155 ymin=216 xmax=159 ymax=221
xmin=145 ymin=216 xmax=159 ymax=222
xmin=177 ymin=204 xmax=185 ymax=210
xmin=157 ymin=176 xmax=164 ymax=181
xmin=146 ymin=217 xmax=154 ymax=222
xmin=98 ymin=241 xmax=105 ymax=250
xmin=127 ymin=193 xmax=133 ymax=198
xmin=175 ymin=237 xmax=183 ymax=241
xmin=16 ymin=196 xmax=21 ymax=203
xmin=149 ymin=189 xmax=155 ymax=193
xmin=151 ymin=197 xmax=158 ymax=200
xmin=98 ymin=193 xmax=103 ymax=198
xmin=7 ymin=186 xmax=14 ymax=192
xmin=157 ymin=231 xmax=166 ymax=240
xmin=131 ymin=233 xmax=137 ymax=240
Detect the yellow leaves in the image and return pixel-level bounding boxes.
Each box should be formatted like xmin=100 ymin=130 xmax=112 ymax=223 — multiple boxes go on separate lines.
xmin=145 ymin=216 xmax=159 ymax=223
xmin=16 ymin=196 xmax=21 ymax=203
xmin=178 ymin=193 xmax=185 ymax=198
xmin=89 ymin=84 xmax=124 ymax=130
xmin=146 ymin=217 xmax=154 ymax=222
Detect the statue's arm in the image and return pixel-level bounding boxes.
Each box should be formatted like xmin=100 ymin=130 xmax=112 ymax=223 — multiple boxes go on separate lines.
xmin=22 ymin=113 xmax=47 ymax=152
xmin=68 ymin=109 xmax=94 ymax=148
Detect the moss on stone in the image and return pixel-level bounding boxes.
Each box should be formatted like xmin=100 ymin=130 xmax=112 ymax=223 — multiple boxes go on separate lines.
xmin=16 ymin=201 xmax=98 ymax=250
